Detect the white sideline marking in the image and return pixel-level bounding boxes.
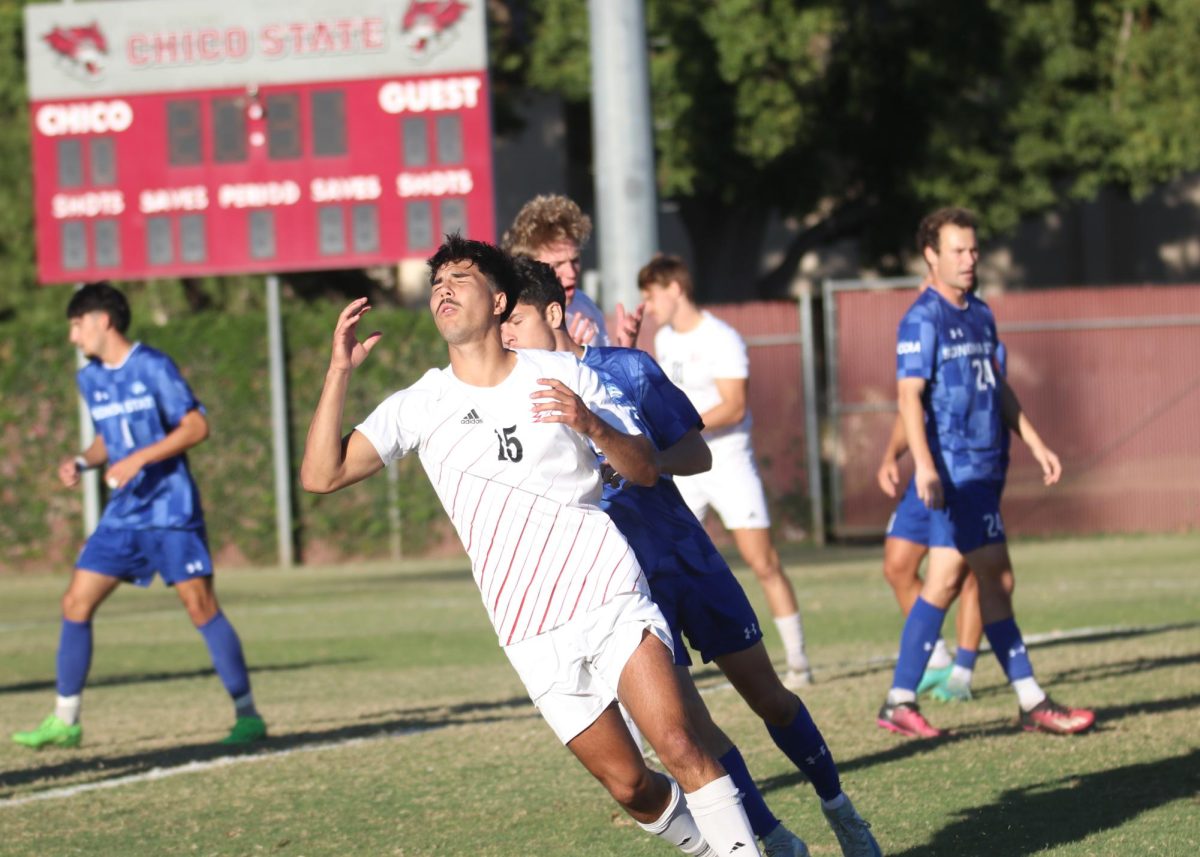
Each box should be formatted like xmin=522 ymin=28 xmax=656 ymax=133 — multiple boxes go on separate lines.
xmin=0 ymin=727 xmax=427 ymax=809
xmin=2 ymin=621 xmax=1188 ymax=808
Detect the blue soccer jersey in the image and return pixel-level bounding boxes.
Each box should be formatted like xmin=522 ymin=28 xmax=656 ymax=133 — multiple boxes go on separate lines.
xmin=582 ymin=346 xmax=763 ymax=664
xmin=78 ymin=343 xmax=206 ymax=530
xmin=896 ymin=289 xmax=1005 ymax=484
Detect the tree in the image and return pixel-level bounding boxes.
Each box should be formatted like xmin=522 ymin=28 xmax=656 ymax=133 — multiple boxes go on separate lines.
xmin=511 ymin=0 xmax=1200 ymax=299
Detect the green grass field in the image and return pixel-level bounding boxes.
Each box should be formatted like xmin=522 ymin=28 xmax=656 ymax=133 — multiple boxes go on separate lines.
xmin=2 ymin=534 xmax=1198 ymax=856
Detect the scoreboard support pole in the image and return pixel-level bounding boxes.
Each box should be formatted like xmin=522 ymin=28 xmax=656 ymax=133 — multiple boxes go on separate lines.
xmin=76 ymin=348 xmax=101 ymax=538
xmin=266 ymin=274 xmax=295 ymax=568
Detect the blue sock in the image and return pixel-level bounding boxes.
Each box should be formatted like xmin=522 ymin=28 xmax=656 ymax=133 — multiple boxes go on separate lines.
xmin=954 ymin=646 xmax=978 ymax=670
xmin=197 ymin=611 xmax=252 ymax=700
xmin=983 ymin=617 xmax=1034 ymax=681
xmin=892 ymin=597 xmax=947 ymax=692
xmin=766 ymin=703 xmax=842 ymax=802
xmin=718 ymin=746 xmax=779 ymax=838
xmin=56 ymin=619 xmax=93 ymax=696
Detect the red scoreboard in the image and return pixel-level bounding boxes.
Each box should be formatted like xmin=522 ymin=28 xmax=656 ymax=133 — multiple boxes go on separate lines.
xmin=24 ymin=0 xmax=494 ymax=283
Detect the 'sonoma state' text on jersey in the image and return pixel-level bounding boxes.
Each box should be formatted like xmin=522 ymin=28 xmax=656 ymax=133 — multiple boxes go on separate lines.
xmin=356 ymin=349 xmax=649 ymax=647
xmin=582 ymin=345 xmax=764 ymax=663
xmin=896 ymin=290 xmax=1006 ymax=485
xmin=653 ymin=312 xmax=752 ymax=451
xmin=78 ymin=343 xmax=205 ymax=530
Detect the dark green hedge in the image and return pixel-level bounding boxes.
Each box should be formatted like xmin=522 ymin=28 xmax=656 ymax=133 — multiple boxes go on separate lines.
xmin=0 ymin=299 xmax=451 ymax=571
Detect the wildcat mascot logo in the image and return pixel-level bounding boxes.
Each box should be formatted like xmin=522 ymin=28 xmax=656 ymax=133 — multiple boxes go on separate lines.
xmin=43 ymin=23 xmax=109 ymax=82
xmin=401 ymin=1 xmax=469 ymax=60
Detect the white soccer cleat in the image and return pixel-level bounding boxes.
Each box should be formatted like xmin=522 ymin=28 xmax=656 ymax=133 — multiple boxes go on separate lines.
xmin=783 ymin=667 xmax=814 ymax=689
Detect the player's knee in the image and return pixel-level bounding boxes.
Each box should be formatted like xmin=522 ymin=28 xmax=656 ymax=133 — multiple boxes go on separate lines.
xmin=747 ymin=687 xmax=800 ymax=727
xmin=61 ymin=589 xmax=97 ymax=621
xmin=882 ymin=556 xmax=915 ymax=587
xmin=601 ymin=764 xmax=662 ymax=813
xmin=649 ymin=722 xmax=706 ymax=775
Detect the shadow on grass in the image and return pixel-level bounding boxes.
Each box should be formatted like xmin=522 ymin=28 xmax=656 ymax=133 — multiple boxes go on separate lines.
xmin=0 ymin=658 xmax=365 ymax=696
xmin=1042 ymin=650 xmax=1200 ymax=685
xmin=0 ymin=694 xmax=535 ymax=795
xmin=887 ymin=747 xmax=1200 ymax=857
xmin=757 ymin=719 xmax=1017 ymax=795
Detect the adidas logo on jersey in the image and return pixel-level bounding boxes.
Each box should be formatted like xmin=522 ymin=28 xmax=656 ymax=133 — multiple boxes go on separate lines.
xmin=460 ymin=409 xmax=482 ymax=424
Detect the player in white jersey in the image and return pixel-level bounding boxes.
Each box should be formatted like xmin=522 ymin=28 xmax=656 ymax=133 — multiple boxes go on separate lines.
xmin=300 ymin=235 xmax=758 ymax=856
xmin=502 ymin=194 xmax=642 ymax=348
xmin=639 ymin=255 xmax=813 ymax=688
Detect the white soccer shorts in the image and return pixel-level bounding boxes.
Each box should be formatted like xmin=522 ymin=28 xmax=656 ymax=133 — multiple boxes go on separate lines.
xmin=673 ymin=443 xmax=772 ymax=531
xmin=503 ymin=590 xmax=673 ymax=744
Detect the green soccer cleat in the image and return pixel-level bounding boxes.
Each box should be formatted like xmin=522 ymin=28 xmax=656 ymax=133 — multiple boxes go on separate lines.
xmin=220 ymin=715 xmax=267 ymax=746
xmin=917 ymin=664 xmax=953 ymax=696
xmin=930 ymin=678 xmax=973 ymax=703
xmin=12 ymin=714 xmax=82 ymax=750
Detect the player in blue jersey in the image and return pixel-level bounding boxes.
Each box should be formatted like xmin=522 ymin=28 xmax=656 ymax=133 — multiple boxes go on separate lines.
xmin=502 ymin=257 xmax=881 ymax=857
xmin=12 ymin=283 xmax=265 ymax=750
xmin=876 ymin=208 xmax=1094 ymax=738
xmin=878 ymin=338 xmax=1012 ymax=703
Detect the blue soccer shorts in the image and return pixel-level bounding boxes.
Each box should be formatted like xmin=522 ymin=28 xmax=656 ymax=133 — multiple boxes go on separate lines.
xmin=886 ymin=478 xmax=931 ymax=546
xmin=928 ymin=478 xmax=1007 ymax=555
xmin=77 ymin=526 xmax=213 ymax=587
xmin=649 ymin=561 xmax=764 ymax=667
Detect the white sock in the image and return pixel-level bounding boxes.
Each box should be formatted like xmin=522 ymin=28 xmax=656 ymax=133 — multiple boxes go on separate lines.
xmin=948 ymin=665 xmax=973 ymax=687
xmin=638 ymin=775 xmax=712 ymax=856
xmin=55 ymin=694 xmax=82 ymax=726
xmin=234 ymin=692 xmax=260 ymax=719
xmin=927 ymin=638 xmax=952 ymax=670
xmin=684 ymin=775 xmax=757 ymax=857
xmin=887 ymin=687 xmax=917 ymax=706
xmin=774 ymin=613 xmax=808 ymax=671
xmin=821 ymin=792 xmax=847 ymax=811
xmin=1013 ymin=677 xmax=1047 ymax=711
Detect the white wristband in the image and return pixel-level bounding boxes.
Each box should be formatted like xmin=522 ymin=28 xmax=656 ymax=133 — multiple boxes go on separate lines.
xmin=74 ymin=456 xmax=92 ymax=472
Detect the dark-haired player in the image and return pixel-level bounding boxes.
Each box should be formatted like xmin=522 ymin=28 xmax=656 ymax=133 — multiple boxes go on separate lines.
xmin=13 ymin=283 xmax=265 ymax=749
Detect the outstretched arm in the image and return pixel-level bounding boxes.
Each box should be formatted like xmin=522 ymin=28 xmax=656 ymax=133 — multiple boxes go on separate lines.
xmin=998 ymin=377 xmax=1062 ymax=486
xmin=876 ymin=413 xmax=909 ymax=498
xmin=300 ymin=299 xmax=387 ymax=494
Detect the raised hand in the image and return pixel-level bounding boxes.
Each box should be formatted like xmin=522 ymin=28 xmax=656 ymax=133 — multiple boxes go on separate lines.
xmin=568 ymin=312 xmax=598 ymax=346
xmin=330 ymin=298 xmax=383 ymax=372
xmin=612 ymin=301 xmax=645 ymax=348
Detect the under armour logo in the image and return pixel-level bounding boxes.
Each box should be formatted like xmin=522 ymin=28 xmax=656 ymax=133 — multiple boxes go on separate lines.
xmin=185 ymin=561 xmax=204 ymax=574
xmin=744 ymin=623 xmax=758 ymax=640
xmin=1009 ymin=645 xmax=1026 ymax=658
xmin=804 ymin=744 xmax=828 ymax=766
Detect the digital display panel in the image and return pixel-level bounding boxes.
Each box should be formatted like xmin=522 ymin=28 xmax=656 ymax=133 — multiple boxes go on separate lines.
xmin=25 ymin=0 xmax=495 ymax=283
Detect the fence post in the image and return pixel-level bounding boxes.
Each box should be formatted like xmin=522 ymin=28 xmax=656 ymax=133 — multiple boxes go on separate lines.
xmin=799 ymin=292 xmax=825 ymax=546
